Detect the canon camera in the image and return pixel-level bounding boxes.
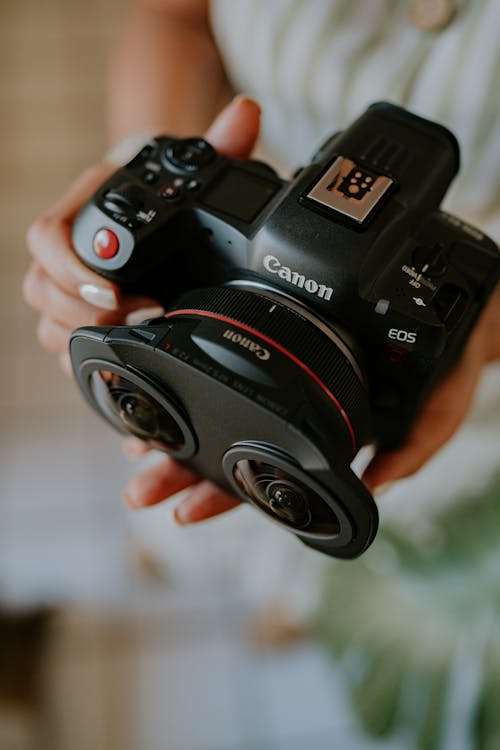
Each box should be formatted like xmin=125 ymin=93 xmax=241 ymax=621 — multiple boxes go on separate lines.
xmin=70 ymin=102 xmax=500 ymax=558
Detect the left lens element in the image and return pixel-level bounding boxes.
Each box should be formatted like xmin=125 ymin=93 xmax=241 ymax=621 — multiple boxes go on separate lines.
xmin=118 ymin=392 xmax=160 ymax=439
xmin=90 ymin=370 xmax=186 ymax=452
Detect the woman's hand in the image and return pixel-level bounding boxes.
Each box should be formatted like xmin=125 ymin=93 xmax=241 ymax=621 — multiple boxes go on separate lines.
xmin=24 ymin=162 xmax=161 ymax=373
xmin=26 ymin=92 xmax=499 ymax=525
xmin=24 ymin=94 xmax=262 ymax=521
xmin=362 ymin=290 xmax=500 ymax=492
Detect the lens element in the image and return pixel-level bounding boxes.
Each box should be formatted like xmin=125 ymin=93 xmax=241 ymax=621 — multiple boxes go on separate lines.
xmin=266 ymin=480 xmax=311 ymax=527
xmin=117 ymin=392 xmax=160 ymax=438
xmin=90 ymin=370 xmax=186 ymax=452
xmin=232 ymin=457 xmax=340 ymax=535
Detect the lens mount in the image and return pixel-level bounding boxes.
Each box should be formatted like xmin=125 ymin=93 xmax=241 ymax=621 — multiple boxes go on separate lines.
xmin=80 ymin=359 xmax=197 ymax=459
xmin=167 ymin=286 xmax=371 ymax=457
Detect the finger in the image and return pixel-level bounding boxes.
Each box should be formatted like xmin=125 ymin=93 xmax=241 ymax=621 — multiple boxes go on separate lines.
xmin=205 ymin=94 xmax=261 ymax=159
xmin=36 ymin=316 xmax=72 ymax=355
xmin=59 ymin=352 xmax=73 ymax=377
xmin=26 ymin=164 xmax=120 ymax=307
xmin=123 ymin=456 xmax=200 ymax=508
xmin=24 ymin=262 xmax=161 ymax=330
xmin=122 ymin=437 xmax=151 ymax=460
xmin=44 ymin=163 xmax=116 ymax=220
xmin=363 ymin=336 xmax=484 ymax=490
xmin=173 ymin=480 xmax=240 ymax=525
xmin=24 ymin=262 xmax=110 ymax=329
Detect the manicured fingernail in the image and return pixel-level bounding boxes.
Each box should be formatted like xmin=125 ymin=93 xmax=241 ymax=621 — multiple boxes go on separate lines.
xmin=232 ymin=93 xmax=261 ymax=112
xmin=208 ymin=95 xmax=261 ymax=139
xmin=126 ymin=306 xmax=164 ymax=326
xmin=123 ymin=444 xmax=140 ymax=461
xmin=79 ymin=283 xmax=118 ymax=310
xmin=374 ymin=482 xmax=395 ymax=497
xmin=173 ymin=502 xmax=192 ymax=526
xmin=123 ymin=490 xmax=140 ymax=509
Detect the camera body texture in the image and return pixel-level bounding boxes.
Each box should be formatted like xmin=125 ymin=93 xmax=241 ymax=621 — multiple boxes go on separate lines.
xmin=70 ymin=102 xmax=500 ymax=558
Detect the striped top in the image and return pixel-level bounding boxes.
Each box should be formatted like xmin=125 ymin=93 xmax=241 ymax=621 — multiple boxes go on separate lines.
xmin=210 ymin=0 xmax=500 ymax=240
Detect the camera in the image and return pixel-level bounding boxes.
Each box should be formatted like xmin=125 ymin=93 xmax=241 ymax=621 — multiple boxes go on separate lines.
xmin=70 ymin=102 xmax=500 ymax=558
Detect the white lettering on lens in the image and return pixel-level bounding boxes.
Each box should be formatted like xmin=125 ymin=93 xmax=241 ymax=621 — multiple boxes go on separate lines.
xmin=222 ymin=329 xmax=271 ymax=360
xmin=263 ymin=254 xmax=333 ymax=301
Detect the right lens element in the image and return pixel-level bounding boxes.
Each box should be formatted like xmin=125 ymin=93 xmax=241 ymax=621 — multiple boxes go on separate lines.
xmin=266 ymin=480 xmax=311 ymax=527
xmin=233 ymin=457 xmax=340 ymax=535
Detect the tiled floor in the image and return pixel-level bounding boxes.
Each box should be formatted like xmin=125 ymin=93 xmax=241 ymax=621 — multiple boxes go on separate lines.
xmin=0 ymin=2 xmax=401 ymax=749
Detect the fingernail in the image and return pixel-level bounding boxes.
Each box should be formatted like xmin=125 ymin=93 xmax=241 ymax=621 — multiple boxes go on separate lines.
xmin=79 ymin=283 xmax=118 ymax=310
xmin=173 ymin=502 xmax=192 ymax=526
xmin=208 ymin=95 xmax=261 ymax=139
xmin=123 ymin=490 xmax=140 ymax=509
xmin=126 ymin=306 xmax=165 ymax=326
xmin=374 ymin=482 xmax=395 ymax=498
xmin=123 ymin=444 xmax=140 ymax=461
xmin=232 ymin=93 xmax=262 ymax=113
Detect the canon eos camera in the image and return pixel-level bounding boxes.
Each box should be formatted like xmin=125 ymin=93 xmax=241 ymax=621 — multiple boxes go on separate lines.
xmin=70 ymin=102 xmax=500 ymax=558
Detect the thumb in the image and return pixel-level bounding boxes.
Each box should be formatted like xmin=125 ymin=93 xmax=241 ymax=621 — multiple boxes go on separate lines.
xmin=205 ymin=94 xmax=261 ymax=159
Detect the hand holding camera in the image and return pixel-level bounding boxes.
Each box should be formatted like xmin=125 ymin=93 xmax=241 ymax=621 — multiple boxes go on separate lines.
xmin=24 ymin=97 xmax=500 ymax=557
xmin=24 ymin=96 xmax=262 ymax=523
xmin=66 ymin=101 xmax=500 ymax=557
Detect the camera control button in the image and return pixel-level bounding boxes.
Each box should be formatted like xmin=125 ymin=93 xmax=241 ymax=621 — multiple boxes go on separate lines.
xmin=412 ymin=244 xmax=448 ymax=278
xmin=165 ymin=138 xmax=216 ymax=172
xmin=129 ymin=327 xmax=158 ymax=343
xmin=93 ymin=228 xmax=120 ymax=259
xmin=138 ymin=144 xmax=155 ymax=160
xmin=104 ymin=185 xmax=146 ymax=209
xmin=185 ymin=179 xmax=201 ymax=191
xmin=160 ymin=183 xmax=181 ymax=200
xmin=143 ymin=171 xmax=159 ymax=185
xmin=126 ymin=219 xmax=141 ymax=230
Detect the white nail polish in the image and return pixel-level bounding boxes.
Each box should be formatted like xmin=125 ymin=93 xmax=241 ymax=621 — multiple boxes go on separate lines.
xmin=126 ymin=306 xmax=165 ymax=326
xmin=79 ymin=283 xmax=118 ymax=310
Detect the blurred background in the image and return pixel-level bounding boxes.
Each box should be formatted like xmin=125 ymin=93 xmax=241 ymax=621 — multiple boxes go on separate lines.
xmin=1 ymin=2 xmax=500 ymax=750
xmin=0 ymin=4 xmax=376 ymax=749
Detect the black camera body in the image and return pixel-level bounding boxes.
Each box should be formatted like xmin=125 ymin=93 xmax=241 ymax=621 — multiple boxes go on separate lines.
xmin=70 ymin=103 xmax=500 ymax=558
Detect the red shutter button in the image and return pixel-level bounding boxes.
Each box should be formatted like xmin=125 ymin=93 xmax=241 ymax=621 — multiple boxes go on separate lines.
xmin=93 ymin=228 xmax=120 ymax=259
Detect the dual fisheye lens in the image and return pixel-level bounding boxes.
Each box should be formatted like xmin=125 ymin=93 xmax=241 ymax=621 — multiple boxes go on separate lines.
xmin=88 ymin=367 xmax=344 ymax=541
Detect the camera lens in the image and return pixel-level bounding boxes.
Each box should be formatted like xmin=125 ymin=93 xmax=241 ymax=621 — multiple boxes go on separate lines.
xmin=266 ymin=480 xmax=311 ymax=527
xmin=90 ymin=370 xmax=185 ymax=452
xmin=117 ymin=392 xmax=160 ymax=439
xmin=232 ymin=457 xmax=340 ymax=534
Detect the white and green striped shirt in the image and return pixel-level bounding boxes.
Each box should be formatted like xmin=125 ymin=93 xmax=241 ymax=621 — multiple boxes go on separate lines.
xmin=210 ymin=0 xmax=500 ymax=239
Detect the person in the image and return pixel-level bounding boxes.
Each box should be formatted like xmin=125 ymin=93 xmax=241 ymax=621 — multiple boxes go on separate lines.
xmin=23 ymin=0 xmax=500 ymax=527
